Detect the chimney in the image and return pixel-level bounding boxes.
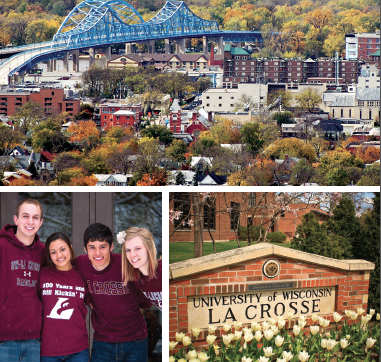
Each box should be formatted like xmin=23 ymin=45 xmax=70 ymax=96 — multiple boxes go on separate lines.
xmin=208 ymin=111 xmax=213 ymax=123
xmin=208 ymin=44 xmax=214 ymax=66
xmin=285 ymin=154 xmax=289 ymax=160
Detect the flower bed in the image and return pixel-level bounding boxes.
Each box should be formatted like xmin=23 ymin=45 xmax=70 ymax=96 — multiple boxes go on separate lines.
xmin=169 ymin=309 xmax=380 ymax=362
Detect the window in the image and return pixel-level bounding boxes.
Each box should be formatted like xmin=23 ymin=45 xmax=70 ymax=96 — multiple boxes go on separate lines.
xmin=230 ymin=202 xmax=240 ymax=231
xmin=203 ymin=200 xmax=215 ymax=230
xmin=349 ymin=109 xmax=352 ymax=117
xmin=341 ymin=109 xmax=343 ymax=117
xmin=248 ymin=193 xmax=256 ymax=207
xmin=230 ymin=96 xmax=234 ymax=99
xmin=219 ymin=96 xmax=222 ymax=99
xmin=367 ymin=101 xmax=374 ymax=106
xmin=173 ymin=193 xmax=191 ymax=230
xmin=206 ymin=96 xmax=209 ymax=99
xmin=52 ymin=92 xmax=54 ymax=95
xmin=358 ymin=101 xmax=364 ymax=106
xmin=206 ymin=103 xmax=210 ymax=106
xmin=219 ymin=104 xmax=222 ymax=107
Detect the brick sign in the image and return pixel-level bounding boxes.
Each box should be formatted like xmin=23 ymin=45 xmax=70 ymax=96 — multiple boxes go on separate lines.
xmin=169 ymin=243 xmax=375 ymax=348
xmin=187 ymin=287 xmax=335 ymax=329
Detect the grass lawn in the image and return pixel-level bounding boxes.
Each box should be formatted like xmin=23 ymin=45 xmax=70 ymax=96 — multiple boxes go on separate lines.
xmin=169 ymin=241 xmax=291 ymax=264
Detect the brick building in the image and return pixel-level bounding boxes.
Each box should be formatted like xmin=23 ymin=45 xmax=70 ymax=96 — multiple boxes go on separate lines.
xmin=169 ymin=192 xmax=277 ymax=242
xmin=98 ymin=101 xmax=142 ymax=129
xmin=0 ymin=88 xmax=80 ymax=117
xmin=345 ymin=31 xmax=381 ymax=60
xmin=222 ymin=45 xmax=378 ymax=88
xmin=276 ymin=204 xmax=330 ymax=239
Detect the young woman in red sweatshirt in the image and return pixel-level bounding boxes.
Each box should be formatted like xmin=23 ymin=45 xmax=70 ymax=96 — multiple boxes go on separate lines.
xmin=119 ymin=227 xmax=162 ymax=311
xmin=39 ymin=232 xmax=89 ymax=362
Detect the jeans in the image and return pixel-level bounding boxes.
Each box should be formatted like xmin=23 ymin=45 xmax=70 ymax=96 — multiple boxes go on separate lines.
xmin=90 ymin=338 xmax=148 ymax=362
xmin=41 ymin=348 xmax=89 ymax=362
xmin=0 ymin=339 xmax=40 ymax=362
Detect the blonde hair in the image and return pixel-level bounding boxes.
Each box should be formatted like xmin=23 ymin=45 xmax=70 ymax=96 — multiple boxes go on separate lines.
xmin=121 ymin=227 xmax=158 ymax=285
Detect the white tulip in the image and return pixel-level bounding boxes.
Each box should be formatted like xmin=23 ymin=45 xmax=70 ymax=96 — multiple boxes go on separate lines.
xmin=234 ymin=322 xmax=242 ymax=330
xmin=350 ymin=312 xmax=358 ymax=320
xmin=286 ymin=311 xmax=294 ymax=320
xmin=258 ymin=357 xmax=269 ymax=362
xmin=333 ymin=312 xmax=342 ymax=323
xmin=169 ymin=341 xmax=178 ymax=351
xmin=369 ymin=309 xmax=375 ymax=315
xmin=186 ymin=350 xmax=198 ymax=360
xmin=282 ymin=351 xmax=294 ymax=362
xmin=275 ymin=335 xmax=284 ymax=347
xmin=277 ymin=359 xmax=286 ymax=362
xmin=222 ymin=334 xmax=232 ymax=345
xmin=271 ymin=325 xmax=279 ymax=335
xmin=176 ymin=332 xmax=185 ymax=342
xmin=326 ymin=339 xmax=338 ymax=351
xmin=345 ymin=310 xmax=352 ymax=317
xmin=198 ymin=352 xmax=209 ymax=362
xmin=208 ymin=325 xmax=217 ymax=334
xmin=298 ymin=320 xmax=306 ymax=329
xmin=263 ymin=329 xmax=274 ymax=341
xmin=263 ymin=347 xmax=275 ymax=358
xmin=377 ymin=313 xmax=380 ymax=321
xmin=310 ymin=326 xmax=320 ymax=335
xmin=233 ymin=330 xmax=242 ymax=341
xmin=206 ymin=334 xmax=217 ymax=345
xmin=293 ymin=324 xmax=301 ymax=337
xmin=189 ymin=359 xmax=200 ymax=362
xmin=223 ymin=324 xmax=231 ymax=332
xmin=268 ymin=318 xmax=277 ymax=326
xmin=182 ymin=335 xmax=192 ymax=346
xmin=242 ymin=357 xmax=253 ymax=362
xmin=321 ymin=338 xmax=328 ymax=348
xmin=340 ymin=338 xmax=350 ymax=349
xmin=242 ymin=327 xmax=251 ymax=334
xmin=311 ymin=314 xmax=319 ymax=322
xmin=244 ymin=332 xmax=254 ymax=343
xmin=357 ymin=307 xmax=366 ymax=315
xmin=251 ymin=321 xmax=261 ymax=331
xmin=178 ymin=359 xmax=187 ymax=362
xmin=254 ymin=330 xmax=263 ymax=342
xmin=169 ymin=356 xmax=176 ymax=362
xmin=278 ymin=318 xmax=286 ymax=329
xmin=192 ymin=327 xmax=201 ymax=338
xmin=298 ymin=315 xmax=306 ymax=323
xmin=298 ymin=350 xmax=310 ymax=362
xmin=262 ymin=321 xmax=270 ymax=330
xmin=366 ymin=338 xmax=377 ymax=349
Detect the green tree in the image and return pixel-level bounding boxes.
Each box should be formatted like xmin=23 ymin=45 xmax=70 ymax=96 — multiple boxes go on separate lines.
xmin=11 ymin=101 xmax=44 ymax=134
xmin=357 ymin=164 xmax=380 ymax=186
xmin=326 ymin=167 xmax=350 ymax=186
xmin=357 ymin=193 xmax=380 ymax=312
xmin=140 ymin=124 xmax=174 ymax=145
xmin=273 ymin=111 xmax=295 ymax=127
xmin=0 ymin=124 xmax=23 ymax=155
xmin=175 ymin=171 xmax=186 ymax=185
xmin=240 ymin=122 xmax=264 ymax=156
xmin=166 ymin=139 xmax=187 ymax=163
xmin=289 ymin=159 xmax=315 ymax=185
xmin=291 ymin=213 xmax=351 ymax=259
xmin=295 ymin=88 xmax=321 ymax=112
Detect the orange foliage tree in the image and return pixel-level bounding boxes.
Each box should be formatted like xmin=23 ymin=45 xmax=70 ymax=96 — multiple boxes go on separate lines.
xmin=7 ymin=178 xmax=39 ymax=186
xmin=137 ymin=170 xmax=168 ymax=186
xmin=67 ymin=121 xmax=100 ymax=146
xmin=355 ymin=147 xmax=380 ymax=164
xmin=69 ymin=175 xmax=98 ymax=186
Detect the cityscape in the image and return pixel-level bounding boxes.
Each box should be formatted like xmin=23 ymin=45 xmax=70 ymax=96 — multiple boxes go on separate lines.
xmin=0 ymin=0 xmax=379 ymax=186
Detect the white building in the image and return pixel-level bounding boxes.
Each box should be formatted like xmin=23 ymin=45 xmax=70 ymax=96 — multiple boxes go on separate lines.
xmin=357 ymin=65 xmax=380 ymax=89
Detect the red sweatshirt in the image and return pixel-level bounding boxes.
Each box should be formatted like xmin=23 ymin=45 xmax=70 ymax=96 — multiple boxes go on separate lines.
xmin=134 ymin=259 xmax=162 ymax=311
xmin=74 ymin=253 xmax=151 ymax=343
xmin=39 ymin=266 xmax=89 ymax=356
xmin=0 ymin=224 xmax=45 ymax=341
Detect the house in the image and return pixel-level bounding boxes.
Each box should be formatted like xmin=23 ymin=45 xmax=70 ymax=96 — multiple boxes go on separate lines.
xmin=274 ymin=155 xmax=301 ymax=184
xmin=191 ymin=157 xmax=213 ymax=172
xmin=197 ymin=172 xmax=227 ymax=186
xmin=168 ymin=170 xmax=195 ymax=185
xmin=2 ymin=169 xmax=32 ymax=185
xmin=98 ymin=101 xmax=142 ymax=129
xmin=94 ymin=174 xmax=132 ymax=186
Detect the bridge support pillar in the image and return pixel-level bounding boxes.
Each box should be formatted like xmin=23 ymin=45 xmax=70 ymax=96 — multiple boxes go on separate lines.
xmin=217 ymin=37 xmax=224 ymax=55
xmin=72 ymin=50 xmax=79 ymax=72
xmin=174 ymin=38 xmax=185 ymax=54
xmin=63 ymin=53 xmax=69 ymax=72
xmin=147 ymin=40 xmax=155 ymax=54
xmin=89 ymin=48 xmax=95 ymax=68
xmin=203 ymin=36 xmax=208 ymax=55
xmin=125 ymin=43 xmax=133 ymax=54
xmin=52 ymin=59 xmax=57 ymax=72
xmin=165 ymin=39 xmax=171 ymax=54
xmin=105 ymin=47 xmax=112 ymax=62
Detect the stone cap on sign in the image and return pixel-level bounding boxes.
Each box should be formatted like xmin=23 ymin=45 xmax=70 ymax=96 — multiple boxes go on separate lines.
xmin=169 ymin=243 xmax=375 ymax=279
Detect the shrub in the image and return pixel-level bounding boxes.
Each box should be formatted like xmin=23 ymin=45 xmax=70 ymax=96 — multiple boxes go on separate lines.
xmin=266 ymin=231 xmax=287 ymax=243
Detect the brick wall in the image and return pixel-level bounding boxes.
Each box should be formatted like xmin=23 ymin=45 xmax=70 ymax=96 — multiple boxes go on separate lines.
xmin=169 ymin=244 xmax=374 ymax=351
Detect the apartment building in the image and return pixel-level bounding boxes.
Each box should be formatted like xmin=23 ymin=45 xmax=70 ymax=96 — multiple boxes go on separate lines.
xmin=345 ymin=31 xmax=381 ymax=60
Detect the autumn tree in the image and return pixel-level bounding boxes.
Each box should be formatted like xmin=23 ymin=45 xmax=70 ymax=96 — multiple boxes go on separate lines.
xmin=0 ymin=125 xmax=23 ymax=155
xmin=67 ymin=120 xmax=100 ymax=149
xmin=295 ymin=88 xmax=321 ymax=112
xmin=137 ymin=170 xmax=168 ymax=186
xmin=11 ymin=101 xmax=44 ymax=134
xmin=165 ymin=139 xmax=188 ymax=163
xmin=106 ymin=144 xmax=135 ymax=175
xmin=80 ymin=145 xmax=113 ymax=175
xmin=69 ymin=175 xmax=98 ymax=186
xmin=266 ymin=138 xmax=317 ymax=163
xmin=140 ymin=124 xmax=174 ymax=145
xmin=6 ymin=178 xmax=40 ymax=186
xmin=240 ymin=122 xmax=264 ymax=156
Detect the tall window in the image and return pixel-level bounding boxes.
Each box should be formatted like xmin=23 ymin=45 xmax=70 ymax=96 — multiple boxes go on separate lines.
xmin=230 ymin=202 xmax=240 ymax=231
xmin=203 ymin=199 xmax=215 ymax=230
xmin=248 ymin=193 xmax=256 ymax=207
xmin=173 ymin=193 xmax=191 ymax=230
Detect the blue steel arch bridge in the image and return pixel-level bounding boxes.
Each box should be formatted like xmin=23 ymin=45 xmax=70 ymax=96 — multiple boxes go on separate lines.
xmin=0 ymin=0 xmax=262 ymax=84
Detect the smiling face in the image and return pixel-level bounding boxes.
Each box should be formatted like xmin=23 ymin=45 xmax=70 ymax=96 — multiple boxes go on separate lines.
xmin=85 ymin=240 xmax=113 ymax=271
xmin=124 ymin=236 xmax=149 ymax=276
xmin=14 ymin=203 xmax=43 ymax=246
xmin=49 ymin=239 xmax=72 ymax=271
